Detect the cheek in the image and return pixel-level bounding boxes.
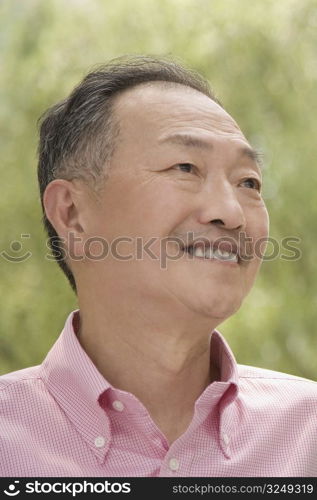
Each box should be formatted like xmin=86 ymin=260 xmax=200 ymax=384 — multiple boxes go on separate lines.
xmin=100 ymin=177 xmax=177 ymax=231
xmin=242 ymin=206 xmax=269 ymax=272
xmin=243 ymin=216 xmax=269 ymax=291
xmin=246 ymin=204 xmax=269 ymax=243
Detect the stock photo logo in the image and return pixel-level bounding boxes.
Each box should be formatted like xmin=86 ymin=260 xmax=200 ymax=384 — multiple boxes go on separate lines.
xmin=0 ymin=234 xmax=32 ymax=263
xmin=3 ymin=481 xmax=20 ymax=496
xmin=0 ymin=232 xmax=302 ymax=265
xmin=2 ymin=480 xmax=131 ymax=496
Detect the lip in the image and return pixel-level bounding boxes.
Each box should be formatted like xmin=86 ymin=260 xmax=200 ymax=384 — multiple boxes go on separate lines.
xmin=181 ymin=239 xmax=241 ymax=264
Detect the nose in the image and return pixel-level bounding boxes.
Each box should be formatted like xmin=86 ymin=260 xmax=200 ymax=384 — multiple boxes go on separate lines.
xmin=197 ymin=182 xmax=246 ymax=231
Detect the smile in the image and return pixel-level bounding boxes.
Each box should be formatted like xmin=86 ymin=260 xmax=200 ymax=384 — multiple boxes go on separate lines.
xmin=182 ymin=241 xmax=240 ymax=264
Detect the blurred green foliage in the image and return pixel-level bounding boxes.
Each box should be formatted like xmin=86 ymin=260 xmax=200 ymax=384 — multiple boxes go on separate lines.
xmin=1 ymin=0 xmax=316 ymax=379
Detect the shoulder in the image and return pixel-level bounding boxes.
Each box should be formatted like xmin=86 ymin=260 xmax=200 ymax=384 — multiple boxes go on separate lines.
xmin=0 ymin=365 xmax=42 ymax=391
xmin=0 ymin=365 xmax=50 ymax=410
xmin=237 ymin=363 xmax=317 ymax=404
xmin=238 ymin=363 xmax=317 ymax=384
xmin=238 ymin=363 xmax=316 ymax=380
xmin=0 ymin=365 xmax=66 ymax=441
xmin=0 ymin=365 xmax=73 ymax=476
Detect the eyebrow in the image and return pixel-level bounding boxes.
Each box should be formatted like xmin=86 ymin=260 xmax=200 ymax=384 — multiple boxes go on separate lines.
xmin=159 ymin=133 xmax=264 ymax=169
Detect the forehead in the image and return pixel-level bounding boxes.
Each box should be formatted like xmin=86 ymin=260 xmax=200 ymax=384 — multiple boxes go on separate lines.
xmin=113 ymin=82 xmax=247 ymax=146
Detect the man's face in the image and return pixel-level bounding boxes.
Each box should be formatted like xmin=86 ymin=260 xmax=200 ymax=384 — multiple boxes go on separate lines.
xmin=77 ymin=83 xmax=269 ymax=321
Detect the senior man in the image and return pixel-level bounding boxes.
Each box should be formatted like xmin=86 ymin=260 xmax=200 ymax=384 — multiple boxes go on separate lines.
xmin=1 ymin=56 xmax=317 ymax=477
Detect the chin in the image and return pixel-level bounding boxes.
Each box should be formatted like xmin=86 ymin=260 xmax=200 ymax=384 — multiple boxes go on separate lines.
xmin=198 ymin=295 xmax=243 ymax=321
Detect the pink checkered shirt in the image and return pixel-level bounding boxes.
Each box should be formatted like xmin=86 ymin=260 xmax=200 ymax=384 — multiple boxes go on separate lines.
xmin=1 ymin=310 xmax=317 ymax=477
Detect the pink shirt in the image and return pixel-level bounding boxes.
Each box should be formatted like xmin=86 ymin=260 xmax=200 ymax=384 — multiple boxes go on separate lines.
xmin=1 ymin=310 xmax=317 ymax=477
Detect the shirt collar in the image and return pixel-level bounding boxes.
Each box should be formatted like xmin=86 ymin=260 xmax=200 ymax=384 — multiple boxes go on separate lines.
xmin=204 ymin=330 xmax=240 ymax=458
xmin=195 ymin=329 xmax=239 ymax=408
xmin=40 ymin=310 xmax=240 ymax=462
xmin=40 ymin=310 xmax=112 ymax=463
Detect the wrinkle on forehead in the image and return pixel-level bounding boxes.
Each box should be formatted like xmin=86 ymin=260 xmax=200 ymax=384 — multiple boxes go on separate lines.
xmin=157 ymin=108 xmax=241 ymax=138
xmin=114 ymin=82 xmax=244 ymax=141
xmin=115 ymin=82 xmax=249 ymax=155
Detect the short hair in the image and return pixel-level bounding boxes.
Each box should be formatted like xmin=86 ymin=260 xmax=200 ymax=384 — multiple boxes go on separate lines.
xmin=37 ymin=55 xmax=220 ymax=293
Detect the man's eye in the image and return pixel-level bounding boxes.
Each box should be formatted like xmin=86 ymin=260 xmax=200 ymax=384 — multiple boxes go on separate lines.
xmin=175 ymin=163 xmax=196 ymax=173
xmin=240 ymin=178 xmax=261 ymax=191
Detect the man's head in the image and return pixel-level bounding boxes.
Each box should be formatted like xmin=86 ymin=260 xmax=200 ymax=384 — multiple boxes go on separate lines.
xmin=38 ymin=56 xmax=215 ymax=292
xmin=39 ymin=56 xmax=269 ymax=323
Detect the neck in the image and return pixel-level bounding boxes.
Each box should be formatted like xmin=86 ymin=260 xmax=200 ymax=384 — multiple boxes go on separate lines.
xmin=76 ymin=295 xmax=220 ymax=443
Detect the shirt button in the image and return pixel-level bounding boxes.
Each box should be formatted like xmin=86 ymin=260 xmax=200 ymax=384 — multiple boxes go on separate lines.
xmin=94 ymin=436 xmax=105 ymax=448
xmin=169 ymin=458 xmax=180 ymax=471
xmin=112 ymin=400 xmax=125 ymax=411
xmin=222 ymin=433 xmax=230 ymax=445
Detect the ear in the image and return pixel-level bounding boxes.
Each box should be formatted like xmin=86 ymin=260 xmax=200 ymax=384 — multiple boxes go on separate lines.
xmin=43 ymin=179 xmax=86 ymax=259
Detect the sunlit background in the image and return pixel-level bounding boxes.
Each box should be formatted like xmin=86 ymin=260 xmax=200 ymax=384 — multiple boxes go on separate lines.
xmin=1 ymin=0 xmax=316 ymax=378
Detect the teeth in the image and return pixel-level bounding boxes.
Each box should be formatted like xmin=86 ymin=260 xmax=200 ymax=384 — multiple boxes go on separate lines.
xmin=189 ymin=246 xmax=238 ymax=262
xmin=192 ymin=246 xmax=204 ymax=258
xmin=220 ymin=250 xmax=230 ymax=257
xmin=213 ymin=249 xmax=238 ymax=262
xmin=204 ymin=247 xmax=213 ymax=259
